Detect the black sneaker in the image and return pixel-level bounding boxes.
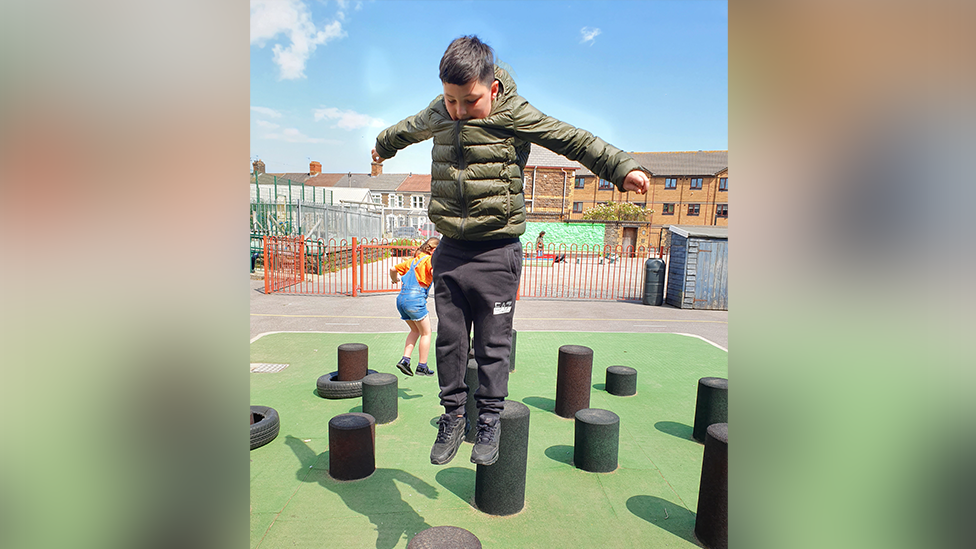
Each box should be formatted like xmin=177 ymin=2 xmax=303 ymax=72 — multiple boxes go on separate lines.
xmin=470 ymin=415 xmax=501 ymax=466
xmin=415 ymin=365 xmax=434 ymax=376
xmin=395 ymin=357 xmax=413 ymax=376
xmin=430 ymin=413 xmax=468 ymax=465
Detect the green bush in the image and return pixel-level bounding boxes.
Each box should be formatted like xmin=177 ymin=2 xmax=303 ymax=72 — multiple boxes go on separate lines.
xmin=582 ymin=202 xmax=651 ymax=221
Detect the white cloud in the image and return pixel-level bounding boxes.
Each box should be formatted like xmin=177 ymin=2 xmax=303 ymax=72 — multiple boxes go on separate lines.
xmin=250 ymin=0 xmax=346 ymax=80
xmin=313 ymin=107 xmax=385 ymax=130
xmin=262 ymin=127 xmax=339 ymax=144
xmin=580 ymin=27 xmax=602 ymax=45
xmin=251 ymin=105 xmax=283 ymax=118
xmin=256 ymin=119 xmax=280 ymax=129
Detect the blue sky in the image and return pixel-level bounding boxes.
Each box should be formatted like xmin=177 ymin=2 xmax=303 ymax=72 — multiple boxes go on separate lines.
xmin=250 ymin=0 xmax=727 ymax=175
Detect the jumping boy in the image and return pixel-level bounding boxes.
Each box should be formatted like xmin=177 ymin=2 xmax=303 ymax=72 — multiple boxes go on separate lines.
xmin=372 ymin=35 xmax=649 ymax=466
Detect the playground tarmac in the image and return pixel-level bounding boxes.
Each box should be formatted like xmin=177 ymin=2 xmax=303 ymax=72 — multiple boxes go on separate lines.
xmin=249 ymin=278 xmax=728 ymax=548
xmin=249 ymin=279 xmax=728 ymax=350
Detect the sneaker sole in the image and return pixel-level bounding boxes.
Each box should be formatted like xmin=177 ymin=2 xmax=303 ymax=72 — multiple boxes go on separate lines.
xmin=430 ymin=439 xmax=463 ymax=465
xmin=471 ymin=450 xmax=498 ymax=466
xmin=396 ymin=363 xmax=413 ymax=376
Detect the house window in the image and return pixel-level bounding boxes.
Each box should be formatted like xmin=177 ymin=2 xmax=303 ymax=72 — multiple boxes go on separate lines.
xmin=688 ymin=203 xmax=700 ymax=216
xmin=598 ymin=179 xmax=614 ymax=190
xmin=575 ymin=177 xmax=585 ymax=189
xmin=719 ymin=177 xmax=728 ymax=191
xmin=690 ymin=178 xmax=703 ymax=190
xmin=573 ymin=202 xmax=584 ymax=213
xmin=411 ymin=195 xmax=424 ymax=209
xmin=716 ymin=204 xmax=728 ymax=218
xmin=371 ymin=192 xmax=382 ymax=204
xmin=391 ymin=194 xmax=404 ymax=208
xmin=665 ymin=178 xmax=677 ymax=189
xmin=662 ymin=203 xmax=675 ymax=215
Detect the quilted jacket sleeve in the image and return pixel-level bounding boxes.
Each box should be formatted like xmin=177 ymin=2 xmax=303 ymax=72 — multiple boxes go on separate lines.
xmin=510 ymin=100 xmax=648 ymax=191
xmin=374 ymin=106 xmax=434 ymax=160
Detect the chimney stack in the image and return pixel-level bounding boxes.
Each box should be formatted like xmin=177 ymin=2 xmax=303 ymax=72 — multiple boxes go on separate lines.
xmin=309 ymin=161 xmax=321 ymax=175
xmin=252 ymin=159 xmax=266 ymax=175
xmin=371 ymin=161 xmax=383 ymax=177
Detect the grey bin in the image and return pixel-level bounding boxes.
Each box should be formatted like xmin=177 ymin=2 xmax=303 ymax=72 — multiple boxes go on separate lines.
xmin=642 ymin=258 xmax=666 ymax=306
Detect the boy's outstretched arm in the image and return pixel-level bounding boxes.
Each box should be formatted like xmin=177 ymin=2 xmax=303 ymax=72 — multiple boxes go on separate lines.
xmin=373 ymin=106 xmax=434 ymax=161
xmin=511 ymin=102 xmax=651 ymax=193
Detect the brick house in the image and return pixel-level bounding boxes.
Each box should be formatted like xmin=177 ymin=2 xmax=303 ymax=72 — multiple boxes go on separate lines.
xmin=525 ymin=146 xmax=728 ymax=250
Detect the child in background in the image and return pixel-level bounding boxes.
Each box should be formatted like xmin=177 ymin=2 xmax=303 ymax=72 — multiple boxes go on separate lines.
xmin=390 ymin=237 xmax=440 ymax=376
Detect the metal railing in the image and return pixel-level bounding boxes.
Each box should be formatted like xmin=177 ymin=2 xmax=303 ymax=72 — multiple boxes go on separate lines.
xmin=520 ymin=244 xmax=653 ymax=301
xmin=262 ymin=237 xmax=661 ymax=302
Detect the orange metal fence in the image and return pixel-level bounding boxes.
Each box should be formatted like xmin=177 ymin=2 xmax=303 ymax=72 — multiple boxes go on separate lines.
xmin=263 ymin=236 xmax=658 ymax=301
xmin=520 ymin=244 xmax=653 ymax=301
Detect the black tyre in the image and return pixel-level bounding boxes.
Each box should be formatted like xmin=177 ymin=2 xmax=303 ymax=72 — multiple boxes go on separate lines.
xmin=250 ymin=405 xmax=280 ymax=450
xmin=316 ymin=369 xmax=378 ymax=399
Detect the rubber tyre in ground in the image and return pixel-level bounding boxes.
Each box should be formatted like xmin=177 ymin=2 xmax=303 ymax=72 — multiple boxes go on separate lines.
xmin=250 ymin=405 xmax=280 ymax=450
xmin=316 ymin=369 xmax=378 ymax=399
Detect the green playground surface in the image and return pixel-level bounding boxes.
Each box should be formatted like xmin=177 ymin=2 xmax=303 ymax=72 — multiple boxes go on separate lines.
xmin=250 ymin=331 xmax=728 ymax=549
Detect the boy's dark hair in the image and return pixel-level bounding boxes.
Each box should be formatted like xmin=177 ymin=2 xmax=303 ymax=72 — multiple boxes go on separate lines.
xmin=439 ymin=35 xmax=495 ymax=87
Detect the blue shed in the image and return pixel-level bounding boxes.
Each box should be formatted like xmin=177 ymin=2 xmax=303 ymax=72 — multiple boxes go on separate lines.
xmin=665 ymin=225 xmax=728 ymax=310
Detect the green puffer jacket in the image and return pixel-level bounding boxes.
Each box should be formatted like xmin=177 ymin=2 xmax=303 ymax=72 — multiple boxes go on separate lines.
xmin=374 ymin=66 xmax=646 ymax=241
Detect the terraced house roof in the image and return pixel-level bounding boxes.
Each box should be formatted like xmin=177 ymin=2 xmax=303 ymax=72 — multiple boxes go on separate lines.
xmin=577 ymin=150 xmax=728 ymax=177
xmin=329 ymin=173 xmax=409 ymax=191
xmin=525 ymin=144 xmax=583 ymax=169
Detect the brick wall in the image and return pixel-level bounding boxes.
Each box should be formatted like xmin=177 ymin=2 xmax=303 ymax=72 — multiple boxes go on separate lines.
xmin=525 ymin=167 xmax=571 ymax=216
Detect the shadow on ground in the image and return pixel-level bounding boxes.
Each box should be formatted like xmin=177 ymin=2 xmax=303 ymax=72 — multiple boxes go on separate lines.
xmin=285 ymin=435 xmax=438 ymax=549
xmin=626 ymin=495 xmax=701 ymax=546
xmin=522 ymin=396 xmax=555 ymax=412
xmin=544 ymin=444 xmax=574 ymax=466
xmin=435 ymin=467 xmax=476 ymax=507
xmin=654 ymin=421 xmax=695 ymax=441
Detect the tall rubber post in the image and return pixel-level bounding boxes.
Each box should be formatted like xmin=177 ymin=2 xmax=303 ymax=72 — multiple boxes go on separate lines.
xmin=464 ymin=356 xmax=479 ymax=442
xmin=554 ymin=345 xmax=594 ymax=418
xmin=475 ymin=400 xmax=530 ymax=515
xmin=692 ymin=377 xmax=728 ymax=442
xmin=573 ymin=408 xmax=620 ymax=472
xmin=362 ymin=373 xmax=398 ymax=424
xmin=695 ymin=423 xmax=728 ymax=549
xmin=337 ymin=342 xmax=368 ymax=381
xmin=328 ymin=413 xmax=375 ymax=481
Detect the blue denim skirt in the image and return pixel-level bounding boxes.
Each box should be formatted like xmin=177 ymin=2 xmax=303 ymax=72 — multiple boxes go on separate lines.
xmin=396 ymin=290 xmax=429 ymax=321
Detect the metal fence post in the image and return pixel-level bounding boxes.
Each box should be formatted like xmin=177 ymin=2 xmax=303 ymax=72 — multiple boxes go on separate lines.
xmin=263 ymin=236 xmax=270 ymax=294
xmin=351 ymin=237 xmax=359 ymax=297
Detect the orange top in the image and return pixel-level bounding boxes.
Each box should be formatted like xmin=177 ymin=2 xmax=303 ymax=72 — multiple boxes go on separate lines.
xmin=394 ymin=253 xmax=434 ymax=288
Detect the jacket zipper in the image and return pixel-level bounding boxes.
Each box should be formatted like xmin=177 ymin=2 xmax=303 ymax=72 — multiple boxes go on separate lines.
xmin=454 ymin=120 xmax=467 ymax=238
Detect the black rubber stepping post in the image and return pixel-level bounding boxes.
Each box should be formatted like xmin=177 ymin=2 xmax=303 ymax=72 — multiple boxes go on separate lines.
xmin=407 ymin=525 xmax=482 ymax=549
xmin=509 ymin=328 xmax=517 ymax=372
xmin=693 ymin=377 xmax=728 ymax=442
xmin=695 ymin=423 xmax=728 ymax=549
xmin=328 ymin=412 xmax=375 ymax=480
xmin=362 ymin=373 xmax=398 ymax=424
xmin=574 ymin=408 xmax=620 ymax=472
xmin=475 ymin=400 xmax=530 ymax=516
xmin=464 ymin=356 xmax=479 ymax=442
xmin=605 ymin=365 xmax=638 ymax=396
xmin=554 ymin=345 xmax=594 ymax=418
xmin=337 ymin=342 xmax=368 ymax=381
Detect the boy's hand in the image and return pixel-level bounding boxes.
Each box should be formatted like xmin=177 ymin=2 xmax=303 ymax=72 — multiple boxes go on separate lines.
xmin=623 ymin=170 xmax=650 ymax=195
xmin=371 ymin=148 xmax=386 ymax=163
